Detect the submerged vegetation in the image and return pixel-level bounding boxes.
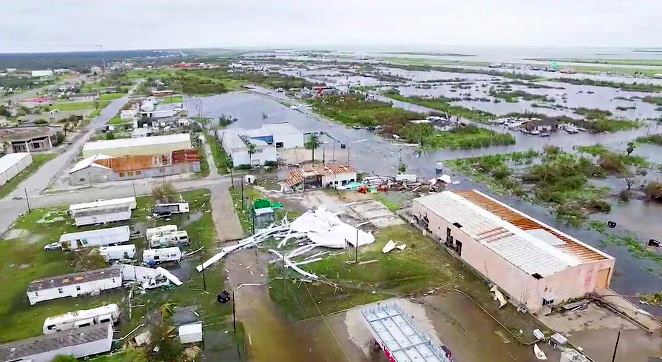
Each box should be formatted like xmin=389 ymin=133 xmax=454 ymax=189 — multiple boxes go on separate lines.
xmin=636 ymin=133 xmax=662 ymax=146
xmin=382 ymin=90 xmax=496 ymax=123
xmin=308 ymin=93 xmax=513 ymax=149
xmin=489 ymin=89 xmax=551 ymax=103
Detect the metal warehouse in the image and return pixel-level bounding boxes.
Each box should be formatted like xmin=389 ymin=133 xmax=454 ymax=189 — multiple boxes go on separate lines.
xmin=0 ymin=152 xmax=32 ymax=186
xmin=82 ymin=133 xmax=192 ymax=158
xmin=0 ymin=323 xmax=113 ymax=362
xmin=412 ymin=190 xmax=615 ymax=313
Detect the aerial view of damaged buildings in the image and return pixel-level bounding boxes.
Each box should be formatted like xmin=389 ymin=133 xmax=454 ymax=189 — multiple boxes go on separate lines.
xmin=0 ymin=60 xmax=659 ymax=362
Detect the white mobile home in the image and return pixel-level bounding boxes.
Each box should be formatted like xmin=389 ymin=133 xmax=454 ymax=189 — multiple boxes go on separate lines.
xmin=43 ymin=304 xmax=120 ymax=334
xmin=99 ymin=244 xmax=136 ymax=261
xmin=69 ymin=197 xmax=137 ymax=226
xmin=153 ymin=203 xmax=190 ymax=217
xmin=143 ymin=247 xmax=182 ymax=264
xmin=145 ymin=225 xmax=178 ymax=240
xmin=0 ymin=324 xmax=113 ymax=362
xmin=59 ymin=225 xmax=131 ymax=250
xmin=26 ymin=267 xmax=122 ymax=305
xmin=0 ymin=152 xmax=32 ymax=187
xmin=149 ymin=230 xmax=189 ymax=248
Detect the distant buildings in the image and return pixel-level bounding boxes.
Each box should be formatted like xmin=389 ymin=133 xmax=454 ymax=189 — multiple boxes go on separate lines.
xmin=411 ymin=190 xmax=615 ymax=312
xmin=216 ymin=123 xmax=304 ymax=167
xmin=68 ymin=93 xmax=99 ymax=102
xmin=31 ymin=70 xmax=54 ymax=78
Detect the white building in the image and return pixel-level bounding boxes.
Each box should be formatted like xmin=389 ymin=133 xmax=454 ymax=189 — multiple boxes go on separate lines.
xmin=216 ymin=123 xmax=304 ymax=167
xmin=82 ymin=133 xmax=192 ymax=158
xmin=121 ymin=108 xmax=138 ymax=120
xmin=43 ymin=304 xmax=119 ymax=334
xmin=0 ymin=153 xmax=32 ymax=187
xmin=143 ymin=247 xmax=182 ymax=264
xmin=179 ymin=323 xmax=203 ymax=344
xmin=31 ymin=70 xmax=54 ymax=78
xmin=131 ymin=127 xmax=153 ymax=138
xmin=26 ymin=267 xmax=122 ymax=305
xmin=282 ymin=164 xmax=357 ymax=191
xmin=59 ymin=225 xmax=131 ymax=250
xmin=0 ymin=324 xmax=113 ymax=362
xmin=99 ymin=244 xmax=136 ymax=261
xmin=411 ymin=190 xmax=615 ymax=312
xmin=68 ymin=197 xmax=137 ymax=226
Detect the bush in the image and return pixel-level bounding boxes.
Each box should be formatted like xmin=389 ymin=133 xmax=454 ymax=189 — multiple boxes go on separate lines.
xmin=491 ymin=167 xmax=512 ymax=180
xmin=586 ymin=199 xmax=611 ymax=213
xmin=34 ymin=119 xmax=48 ymax=125
xmin=618 ymin=189 xmax=631 ymax=202
xmin=235 ymin=164 xmax=252 ymax=170
xmin=53 ymin=132 xmax=65 ymax=145
xmin=264 ymin=160 xmax=278 ymax=167
xmin=105 ymin=132 xmax=115 ymax=140
xmin=644 ymin=181 xmax=662 ymax=200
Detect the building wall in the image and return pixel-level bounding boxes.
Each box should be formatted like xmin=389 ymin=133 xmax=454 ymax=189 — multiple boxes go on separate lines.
xmin=322 ymin=172 xmax=357 ymax=187
xmin=0 ymin=153 xmax=32 ymax=186
xmin=230 ymin=146 xmax=277 ymax=166
xmin=74 ymin=209 xmax=132 ymax=227
xmin=273 ymin=132 xmax=304 ymax=148
xmin=121 ymin=109 xmax=137 ymax=119
xmin=69 ymin=167 xmax=114 ymax=186
xmin=411 ymin=200 xmax=612 ymax=312
xmin=9 ymin=136 xmax=53 ymax=153
xmin=28 ymin=277 xmax=122 ymax=305
xmin=69 ymin=162 xmax=200 ymax=186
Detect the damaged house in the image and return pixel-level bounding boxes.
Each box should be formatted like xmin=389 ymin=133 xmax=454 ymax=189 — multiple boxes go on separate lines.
xmin=282 ymin=164 xmax=357 ymax=191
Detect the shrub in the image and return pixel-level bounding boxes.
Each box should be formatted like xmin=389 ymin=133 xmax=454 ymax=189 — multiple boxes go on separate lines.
xmin=644 ymin=181 xmax=662 ymax=200
xmin=491 ymin=167 xmax=512 ymax=180
xmin=264 ymin=160 xmax=278 ymax=167
xmin=34 ymin=119 xmax=48 ymax=125
xmin=586 ymin=199 xmax=611 ymax=213
xmin=235 ymin=164 xmax=252 ymax=170
xmin=618 ymin=189 xmax=631 ymax=202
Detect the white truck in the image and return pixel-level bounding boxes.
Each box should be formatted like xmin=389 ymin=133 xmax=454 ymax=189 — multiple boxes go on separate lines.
xmin=43 ymin=304 xmax=119 ymax=334
xmin=149 ymin=231 xmax=190 ymax=249
xmin=98 ymin=244 xmax=136 ymax=262
xmin=153 ymin=203 xmax=190 ymax=218
xmin=145 ymin=225 xmax=178 ymax=240
xmin=143 ymin=247 xmax=182 ymax=264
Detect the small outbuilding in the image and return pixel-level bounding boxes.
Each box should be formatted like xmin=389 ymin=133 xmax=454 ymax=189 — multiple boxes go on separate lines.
xmin=0 ymin=152 xmax=32 ymax=186
xmin=178 ymin=323 xmax=203 ymax=344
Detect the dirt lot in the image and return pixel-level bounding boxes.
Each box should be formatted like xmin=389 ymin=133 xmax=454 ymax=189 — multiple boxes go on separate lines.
xmin=539 ymin=303 xmax=662 ymax=362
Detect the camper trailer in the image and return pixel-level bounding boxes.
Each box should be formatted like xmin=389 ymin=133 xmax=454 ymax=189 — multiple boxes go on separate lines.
xmin=143 ymin=247 xmax=182 ymax=264
xmin=149 ymin=231 xmax=190 ymax=249
xmin=153 ymin=203 xmax=190 ymax=218
xmin=43 ymin=304 xmax=120 ymax=334
xmin=145 ymin=225 xmax=178 ymax=240
xmin=59 ymin=226 xmax=130 ymax=251
xmin=99 ymin=244 xmax=136 ymax=262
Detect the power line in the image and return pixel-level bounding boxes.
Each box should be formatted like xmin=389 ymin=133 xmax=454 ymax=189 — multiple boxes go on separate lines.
xmin=303 ymin=282 xmax=352 ymax=362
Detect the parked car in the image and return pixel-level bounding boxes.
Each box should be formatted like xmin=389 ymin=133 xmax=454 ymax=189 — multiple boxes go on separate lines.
xmin=540 ymin=132 xmax=551 ymax=137
xmin=44 ymin=242 xmax=61 ymax=251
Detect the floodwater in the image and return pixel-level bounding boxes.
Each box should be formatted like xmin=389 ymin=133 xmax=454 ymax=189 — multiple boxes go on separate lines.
xmin=187 ymin=89 xmax=662 ymax=315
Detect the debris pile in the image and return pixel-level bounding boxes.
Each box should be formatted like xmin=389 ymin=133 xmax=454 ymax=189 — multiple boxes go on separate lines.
xmin=341 ymin=173 xmax=452 ymax=194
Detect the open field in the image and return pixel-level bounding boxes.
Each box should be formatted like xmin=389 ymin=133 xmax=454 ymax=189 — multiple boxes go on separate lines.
xmin=52 ymin=100 xmax=111 ymax=111
xmin=161 ymin=95 xmax=183 ymax=103
xmin=0 ymin=153 xmax=56 ymax=200
xmin=98 ymin=93 xmax=125 ymax=101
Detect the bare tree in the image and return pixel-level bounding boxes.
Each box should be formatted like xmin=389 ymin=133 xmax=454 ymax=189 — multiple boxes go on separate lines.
xmin=624 ymin=170 xmax=637 ymax=191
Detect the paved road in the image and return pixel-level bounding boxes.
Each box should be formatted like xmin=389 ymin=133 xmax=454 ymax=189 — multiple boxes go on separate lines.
xmin=0 ymin=80 xmax=144 ymax=234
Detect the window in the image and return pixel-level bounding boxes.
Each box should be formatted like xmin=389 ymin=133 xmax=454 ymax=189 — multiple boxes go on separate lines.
xmin=57 ymin=288 xmax=63 ymax=294
xmin=76 ymin=286 xmax=81 ymax=291
xmin=79 ymin=178 xmax=85 ymax=182
xmin=136 ymin=171 xmax=142 ymax=175
xmin=119 ymin=172 xmax=125 ymax=177
xmin=127 ymin=171 xmax=134 ymax=176
xmin=452 ymin=222 xmax=463 ymax=228
xmin=275 ymin=142 xmax=284 ymax=148
xmin=532 ymin=273 xmax=543 ymax=280
xmin=47 ymin=325 xmax=55 ymax=330
xmin=446 ymin=227 xmax=452 ymax=236
xmin=254 ymin=149 xmax=263 ymax=154
xmin=542 ymin=298 xmax=554 ymax=306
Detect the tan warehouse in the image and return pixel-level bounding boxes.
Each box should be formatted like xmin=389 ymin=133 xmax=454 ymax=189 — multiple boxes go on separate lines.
xmin=412 ymin=190 xmax=615 ymax=313
xmin=82 ymin=134 xmax=192 ymax=158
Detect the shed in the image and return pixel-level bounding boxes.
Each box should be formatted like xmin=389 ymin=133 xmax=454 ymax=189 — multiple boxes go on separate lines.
xmin=178 ymin=323 xmax=203 ymax=344
xmin=0 ymin=152 xmax=32 ymax=187
xmin=253 ymin=207 xmax=275 ymax=229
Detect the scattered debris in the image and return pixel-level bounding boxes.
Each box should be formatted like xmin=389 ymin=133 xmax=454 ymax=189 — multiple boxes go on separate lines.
xmin=490 ymin=285 xmax=507 ymax=308
xmin=534 ymin=343 xmax=547 ymax=360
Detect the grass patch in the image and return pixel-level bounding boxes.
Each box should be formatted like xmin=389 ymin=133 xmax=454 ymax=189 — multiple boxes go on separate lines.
xmin=0 ymin=189 xmax=217 ymax=342
xmin=636 ymin=133 xmax=662 ymax=146
xmin=161 ymin=95 xmax=183 ymax=103
xmin=448 ymin=149 xmax=613 ymax=226
xmin=309 ymin=93 xmax=513 ymax=149
xmin=268 ymin=224 xmax=547 ymax=343
xmin=52 ymin=100 xmax=111 ymax=111
xmin=108 ymin=113 xmax=128 ymax=125
xmin=0 ymin=153 xmax=56 ymax=200
xmin=372 ymin=193 xmax=401 ymax=211
xmin=204 ymin=133 xmax=229 ymax=174
xmin=98 ymin=93 xmax=124 ymax=101
xmin=383 ymin=91 xmax=497 ymax=123
xmin=489 ymin=89 xmax=551 ymax=103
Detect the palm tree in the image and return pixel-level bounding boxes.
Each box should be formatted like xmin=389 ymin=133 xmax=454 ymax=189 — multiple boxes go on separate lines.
xmin=305 ymin=134 xmax=321 ymax=164
xmin=247 ymin=143 xmax=256 ymax=167
xmin=160 ymin=300 xmax=176 ymax=320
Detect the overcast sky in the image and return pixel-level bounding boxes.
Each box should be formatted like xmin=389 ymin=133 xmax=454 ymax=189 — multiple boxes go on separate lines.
xmin=1 ymin=0 xmax=660 ymax=53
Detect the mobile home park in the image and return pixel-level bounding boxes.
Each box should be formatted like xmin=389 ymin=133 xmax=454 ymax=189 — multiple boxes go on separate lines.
xmin=59 ymin=225 xmax=131 ymax=250
xmin=26 ymin=267 xmax=122 ymax=305
xmin=43 ymin=304 xmax=119 ymax=334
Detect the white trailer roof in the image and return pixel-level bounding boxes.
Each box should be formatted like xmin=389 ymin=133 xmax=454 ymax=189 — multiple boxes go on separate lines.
xmin=361 ymin=303 xmax=451 ymax=362
xmin=44 ymin=304 xmax=119 ymax=326
xmin=59 ymin=225 xmax=130 ymax=243
xmin=69 ymin=197 xmax=136 ymax=213
xmin=0 ymin=153 xmax=31 ymax=174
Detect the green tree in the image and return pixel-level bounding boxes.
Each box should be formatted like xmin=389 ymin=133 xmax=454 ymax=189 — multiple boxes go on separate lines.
xmin=54 ymin=131 xmax=66 ymax=145
xmin=305 ymin=134 xmax=321 ymax=164
xmin=626 ymin=141 xmax=636 ymax=156
xmin=123 ymin=346 xmax=148 ymax=362
xmin=49 ymin=355 xmax=77 ymax=362
xmin=398 ymin=163 xmax=406 ymax=174
xmin=160 ymin=300 xmax=176 ymax=320
xmin=247 ymin=143 xmax=256 ymax=167
xmin=105 ymin=132 xmax=115 ymax=140
xmin=94 ymin=99 xmax=100 ymax=110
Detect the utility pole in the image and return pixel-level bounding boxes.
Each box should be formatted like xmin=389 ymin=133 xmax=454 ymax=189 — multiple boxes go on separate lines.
xmin=240 ymin=180 xmax=244 ymax=211
xmin=232 ymin=290 xmax=236 ymax=333
xmin=132 ymin=180 xmax=137 ymax=198
xmin=347 ymin=146 xmax=350 ymax=165
xmin=611 ymin=331 xmax=621 ymax=362
xmin=251 ymin=210 xmax=255 ymax=235
xmin=355 ymin=227 xmax=359 ymax=263
xmin=24 ymin=188 xmax=31 ymax=213
xmin=282 ymin=254 xmax=287 ymax=301
xmin=199 ymin=237 xmax=207 ymax=292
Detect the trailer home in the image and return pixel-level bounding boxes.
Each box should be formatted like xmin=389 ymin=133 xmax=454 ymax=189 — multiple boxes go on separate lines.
xmin=145 ymin=225 xmax=178 ymax=240
xmin=26 ymin=267 xmax=122 ymax=305
xmin=153 ymin=202 xmax=189 ymax=217
xmin=43 ymin=304 xmax=120 ymax=334
xmin=69 ymin=197 xmax=137 ymax=226
xmin=149 ymin=231 xmax=189 ymax=248
xmin=59 ymin=226 xmax=131 ymax=250
xmin=143 ymin=247 xmax=182 ymax=264
xmin=99 ymin=244 xmax=136 ymax=261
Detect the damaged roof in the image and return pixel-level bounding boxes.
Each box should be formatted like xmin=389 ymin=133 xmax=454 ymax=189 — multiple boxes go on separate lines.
xmin=285 ymin=164 xmax=357 ymax=186
xmin=27 ymin=267 xmax=121 ymax=292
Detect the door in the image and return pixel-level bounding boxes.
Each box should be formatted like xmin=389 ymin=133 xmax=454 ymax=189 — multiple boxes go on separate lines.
xmin=596 ymin=268 xmax=611 ymax=289
xmin=456 ymin=241 xmax=463 ymax=257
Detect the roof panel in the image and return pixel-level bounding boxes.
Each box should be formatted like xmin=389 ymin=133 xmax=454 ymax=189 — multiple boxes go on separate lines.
xmin=83 ymin=133 xmax=191 ymax=152
xmin=0 ymin=153 xmax=31 ymax=174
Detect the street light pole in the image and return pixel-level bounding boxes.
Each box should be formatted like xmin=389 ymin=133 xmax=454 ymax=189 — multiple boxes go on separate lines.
xmin=24 ymin=188 xmax=31 ymax=213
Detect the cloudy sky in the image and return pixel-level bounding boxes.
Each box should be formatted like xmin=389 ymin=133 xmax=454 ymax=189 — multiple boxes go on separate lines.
xmin=0 ymin=0 xmax=660 ymax=53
